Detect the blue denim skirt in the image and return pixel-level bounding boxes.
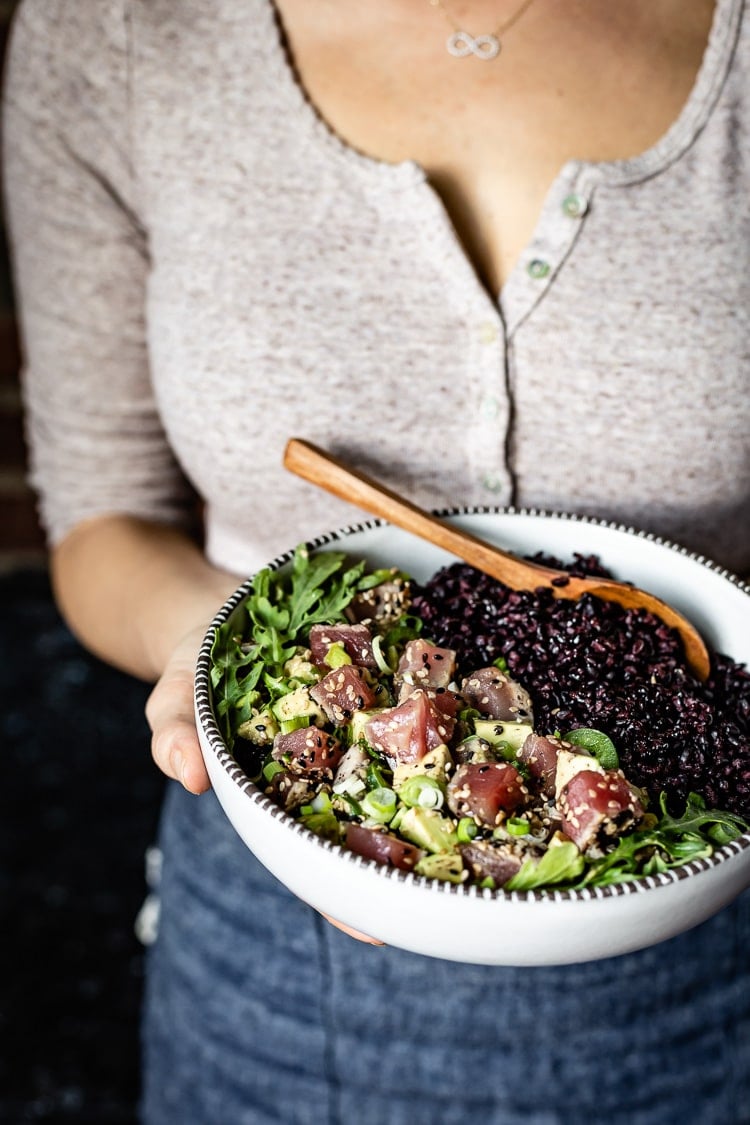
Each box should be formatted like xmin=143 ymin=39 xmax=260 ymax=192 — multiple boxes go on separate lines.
xmin=141 ymin=783 xmax=750 ymax=1125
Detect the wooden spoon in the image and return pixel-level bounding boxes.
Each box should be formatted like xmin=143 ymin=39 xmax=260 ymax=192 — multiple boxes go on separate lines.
xmin=283 ymin=438 xmax=711 ymax=681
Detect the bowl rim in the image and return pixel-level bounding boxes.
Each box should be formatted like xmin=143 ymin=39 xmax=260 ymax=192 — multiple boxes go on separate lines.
xmin=194 ymin=505 xmax=750 ymax=904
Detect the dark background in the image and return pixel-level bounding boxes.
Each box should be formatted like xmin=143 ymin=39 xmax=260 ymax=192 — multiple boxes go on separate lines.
xmin=1 ymin=4 xmax=167 ymax=1121
xmin=1 ymin=576 xmax=164 ymax=1123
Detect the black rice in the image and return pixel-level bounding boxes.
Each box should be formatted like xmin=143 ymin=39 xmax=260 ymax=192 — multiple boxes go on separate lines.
xmin=411 ymin=556 xmax=750 ymax=817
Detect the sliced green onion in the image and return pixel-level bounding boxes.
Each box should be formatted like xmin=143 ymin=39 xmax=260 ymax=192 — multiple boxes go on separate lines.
xmin=389 ymin=806 xmax=406 ymax=832
xmin=356 ymin=567 xmax=406 ymax=591
xmin=333 ymin=774 xmax=367 ymax=798
xmin=707 ymin=822 xmax=741 ymax=845
xmin=278 ymin=715 xmax=311 ymax=735
xmin=262 ymin=760 xmax=285 ymax=782
xmin=506 ymin=816 xmax=530 ymax=837
xmin=371 ymin=634 xmax=395 ymax=675
xmin=310 ymin=791 xmax=332 ymax=814
xmin=335 ymin=792 xmax=363 ymax=816
xmin=493 ymin=655 xmax=509 ymax=673
xmin=457 ymin=817 xmax=479 ymax=843
xmin=496 ymin=740 xmax=518 ymax=762
xmin=398 ymin=775 xmax=445 ymax=810
xmin=367 ymin=760 xmax=390 ymax=790
xmin=360 ymin=786 xmax=398 ymax=823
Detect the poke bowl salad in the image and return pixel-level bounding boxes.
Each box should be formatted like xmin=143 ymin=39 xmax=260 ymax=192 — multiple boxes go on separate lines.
xmin=196 ymin=510 xmax=750 ymax=965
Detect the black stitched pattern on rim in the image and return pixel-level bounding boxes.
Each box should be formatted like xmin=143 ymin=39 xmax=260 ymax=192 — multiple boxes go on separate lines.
xmin=194 ymin=507 xmax=750 ymax=904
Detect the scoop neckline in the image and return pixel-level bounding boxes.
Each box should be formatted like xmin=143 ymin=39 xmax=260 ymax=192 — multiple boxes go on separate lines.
xmin=265 ymin=0 xmax=743 ymax=192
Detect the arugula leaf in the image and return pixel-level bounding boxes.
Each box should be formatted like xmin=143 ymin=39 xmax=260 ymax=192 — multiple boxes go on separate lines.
xmin=356 ymin=566 xmax=409 ymax=592
xmin=211 ymin=546 xmax=396 ymax=749
xmin=504 ymin=841 xmax=585 ymax=891
xmin=655 ymin=790 xmax=749 ymax=841
xmin=504 ymin=792 xmax=749 ymax=893
xmin=576 ymin=791 xmax=749 ymax=888
xmin=210 ymin=624 xmax=263 ymax=741
xmin=287 ymin=546 xmax=363 ymax=632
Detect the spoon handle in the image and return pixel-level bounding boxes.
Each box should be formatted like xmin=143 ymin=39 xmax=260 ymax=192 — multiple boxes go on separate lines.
xmin=283 ymin=438 xmax=710 ymax=681
xmin=283 ymin=439 xmax=562 ymax=589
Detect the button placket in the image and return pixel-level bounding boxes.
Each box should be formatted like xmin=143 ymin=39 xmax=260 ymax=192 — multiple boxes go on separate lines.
xmin=502 ymin=168 xmax=596 ymax=337
xmin=465 ymin=305 xmax=511 ymax=502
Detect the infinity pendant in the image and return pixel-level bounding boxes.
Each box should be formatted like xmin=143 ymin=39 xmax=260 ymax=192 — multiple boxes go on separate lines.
xmin=446 ymin=31 xmax=501 ymax=59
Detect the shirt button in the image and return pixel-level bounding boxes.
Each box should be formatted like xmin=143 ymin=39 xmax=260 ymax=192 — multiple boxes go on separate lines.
xmin=562 ymin=192 xmax=587 ymax=218
xmin=482 ymin=472 xmax=505 ymax=493
xmin=527 ymin=258 xmax=551 ymax=280
xmin=478 ymin=321 xmax=499 ymax=344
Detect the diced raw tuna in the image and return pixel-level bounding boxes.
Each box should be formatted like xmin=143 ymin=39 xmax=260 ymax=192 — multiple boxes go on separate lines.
xmin=518 ymin=733 xmax=563 ymax=796
xmin=558 ymin=769 xmax=644 ymax=850
xmin=308 ymin=623 xmax=376 ymax=668
xmin=344 ymin=580 xmax=410 ymax=624
xmin=459 ymin=840 xmax=524 ymax=886
xmin=426 ymin=687 xmax=463 ymax=719
xmin=460 ymin=667 xmax=534 ymax=722
xmin=272 ymin=726 xmax=344 ymax=778
xmin=364 ymin=690 xmax=456 ymax=765
xmin=397 ymin=680 xmax=463 ymax=721
xmin=264 ymin=769 xmax=317 ymax=812
xmin=310 ymin=665 xmax=379 ymax=723
xmin=397 ymin=639 xmax=457 ymax=691
xmin=447 ymin=762 xmax=528 ymax=827
xmin=553 ymin=747 xmax=606 ymax=799
xmin=345 ymin=823 xmax=423 ymax=871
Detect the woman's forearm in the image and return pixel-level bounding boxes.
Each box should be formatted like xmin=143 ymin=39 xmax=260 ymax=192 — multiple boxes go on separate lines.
xmin=50 ymin=514 xmax=240 ymax=682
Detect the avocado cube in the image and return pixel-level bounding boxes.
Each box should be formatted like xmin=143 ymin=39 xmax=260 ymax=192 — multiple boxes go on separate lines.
xmin=399 ymin=807 xmax=458 ymax=854
xmin=473 ymin=719 xmax=534 ymax=754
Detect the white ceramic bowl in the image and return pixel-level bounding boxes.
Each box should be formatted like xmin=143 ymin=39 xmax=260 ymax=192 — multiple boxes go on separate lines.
xmin=195 ymin=509 xmax=750 ymax=965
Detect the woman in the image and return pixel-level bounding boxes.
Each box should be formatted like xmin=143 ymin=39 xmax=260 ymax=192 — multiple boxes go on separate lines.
xmin=4 ymin=1 xmax=749 ymax=1121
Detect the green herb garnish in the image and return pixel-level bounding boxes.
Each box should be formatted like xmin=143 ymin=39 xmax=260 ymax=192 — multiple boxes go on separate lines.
xmin=211 ymin=545 xmax=370 ymax=747
xmin=505 ymin=841 xmax=586 ymax=891
xmin=564 ymin=727 xmax=619 ymax=770
xmin=577 ymin=792 xmax=749 ymax=888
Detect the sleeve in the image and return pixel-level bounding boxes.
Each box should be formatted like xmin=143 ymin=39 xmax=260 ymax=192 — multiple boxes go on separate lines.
xmin=2 ymin=0 xmax=196 ymax=546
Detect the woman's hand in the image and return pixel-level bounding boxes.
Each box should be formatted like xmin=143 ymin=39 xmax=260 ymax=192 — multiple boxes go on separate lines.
xmin=50 ymin=515 xmax=385 ymax=942
xmin=323 ymin=916 xmax=385 ymax=945
xmin=145 ymin=621 xmax=214 ymax=794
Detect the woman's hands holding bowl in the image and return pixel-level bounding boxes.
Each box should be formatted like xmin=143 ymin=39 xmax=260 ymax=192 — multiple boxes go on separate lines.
xmin=146 ymin=620 xmax=215 ymax=794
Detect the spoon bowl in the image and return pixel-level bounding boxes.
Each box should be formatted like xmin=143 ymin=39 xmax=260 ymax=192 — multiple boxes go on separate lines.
xmin=283 ymin=438 xmax=711 ymax=680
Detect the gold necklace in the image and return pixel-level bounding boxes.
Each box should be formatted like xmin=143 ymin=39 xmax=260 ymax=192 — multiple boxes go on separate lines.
xmin=428 ymin=0 xmax=540 ymax=60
